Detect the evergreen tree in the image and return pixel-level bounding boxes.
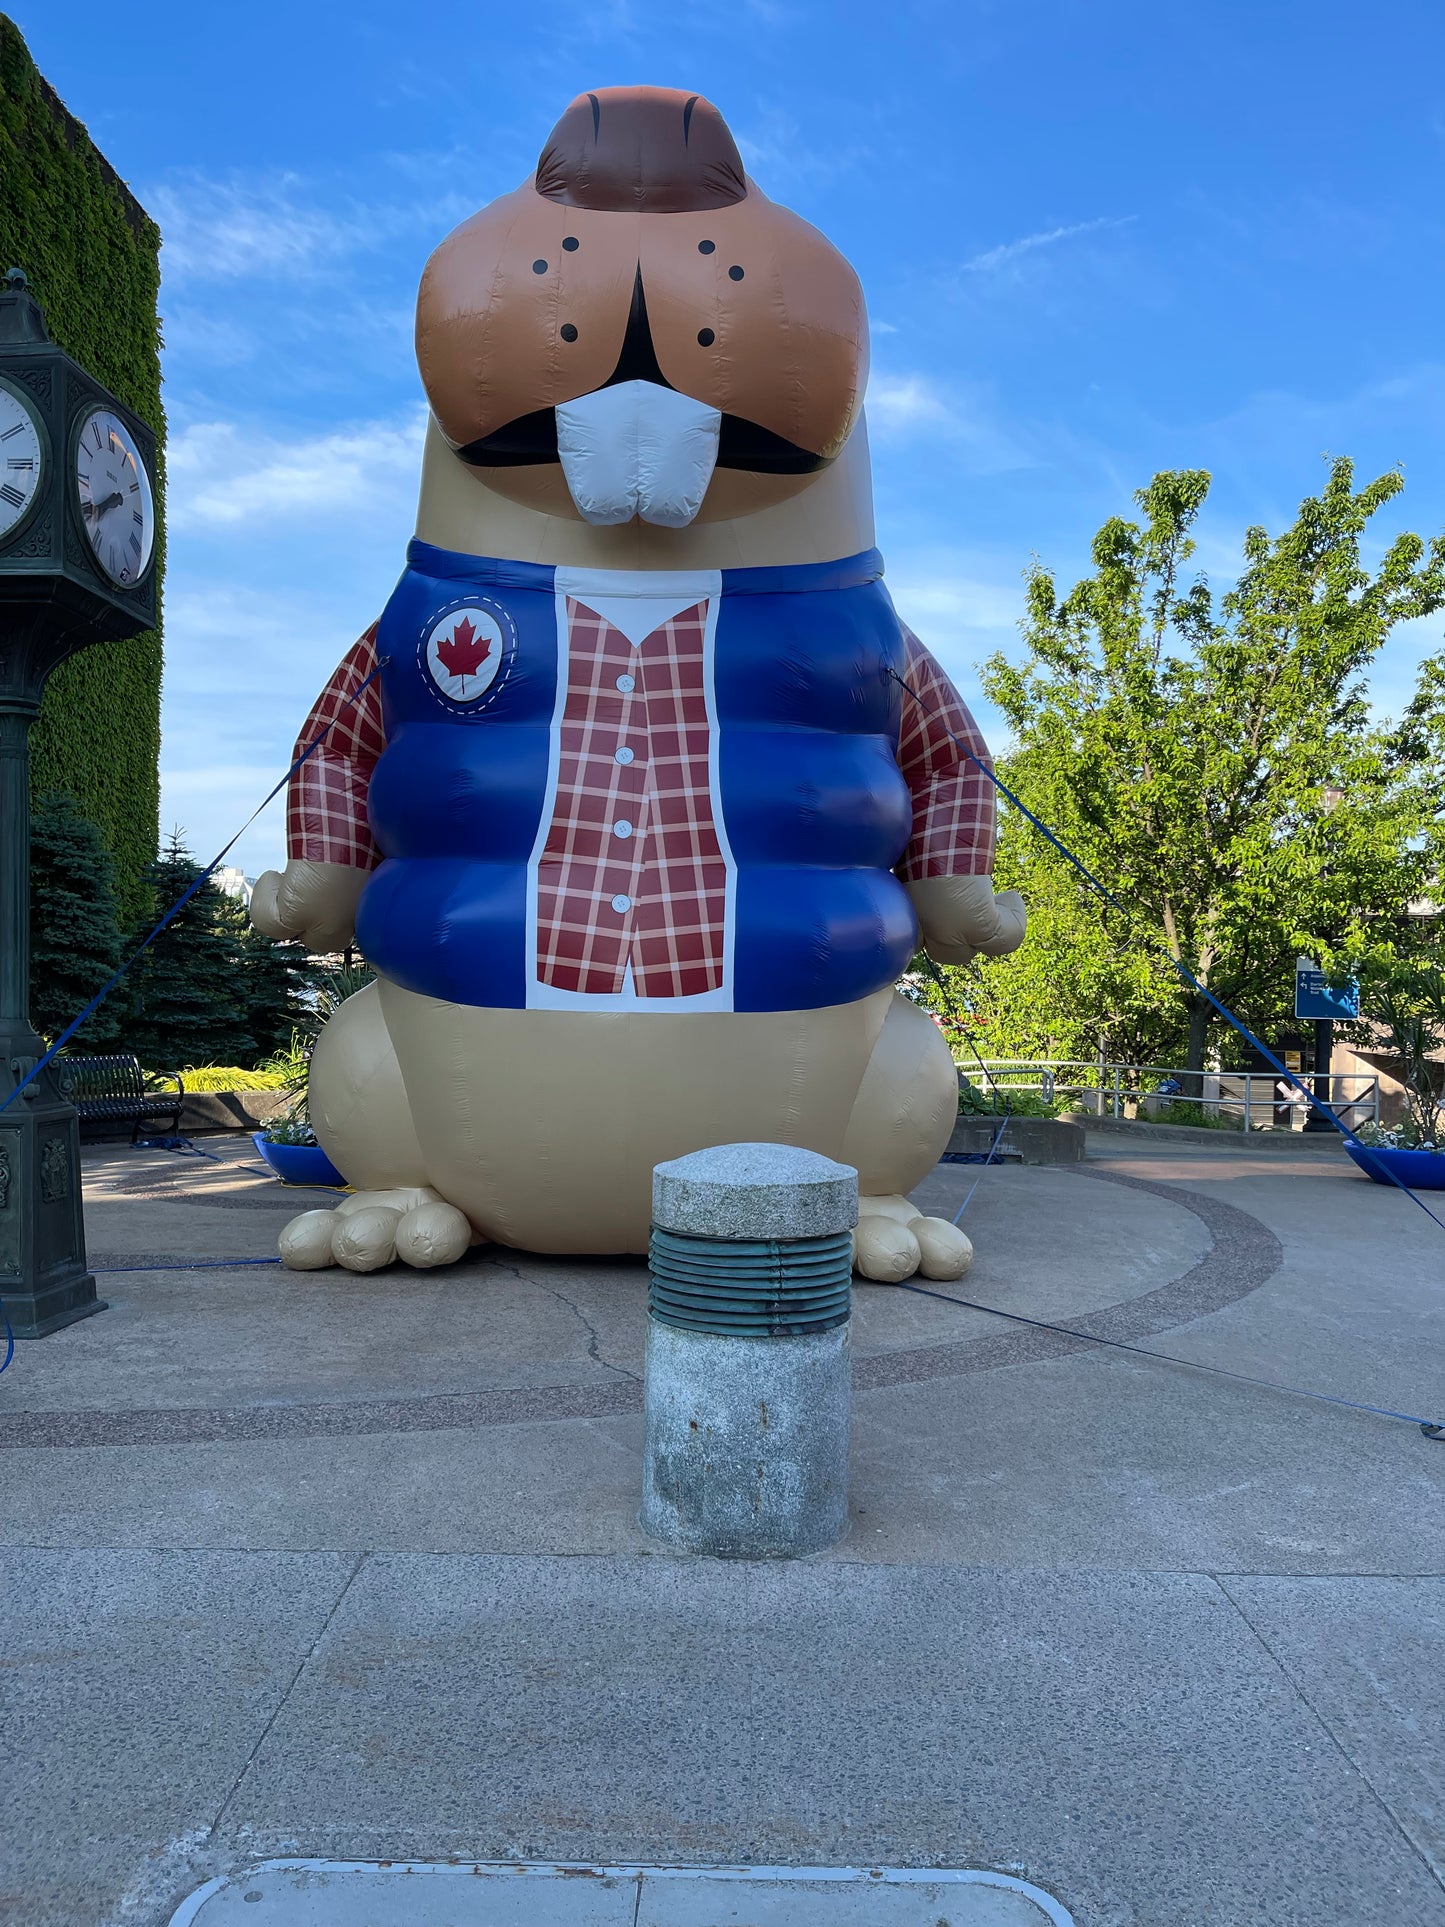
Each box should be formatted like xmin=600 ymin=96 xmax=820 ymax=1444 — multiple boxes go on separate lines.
xmin=232 ymin=905 xmax=313 ymax=1061
xmin=28 ymin=791 xmax=125 ymax=1047
xmin=123 ymin=832 xmax=255 ymax=1069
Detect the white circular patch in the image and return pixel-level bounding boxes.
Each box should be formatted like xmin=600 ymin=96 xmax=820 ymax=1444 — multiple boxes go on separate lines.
xmin=425 ymin=606 xmax=505 ymax=703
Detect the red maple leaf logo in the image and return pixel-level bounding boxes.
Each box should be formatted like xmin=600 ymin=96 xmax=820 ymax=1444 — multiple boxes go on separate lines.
xmin=436 ymin=614 xmax=492 ymax=680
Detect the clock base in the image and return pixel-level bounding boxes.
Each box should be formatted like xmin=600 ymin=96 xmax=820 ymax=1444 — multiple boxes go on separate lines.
xmin=7 ymin=1281 xmax=107 ymax=1341
xmin=1 ymin=1052 xmax=107 ymax=1342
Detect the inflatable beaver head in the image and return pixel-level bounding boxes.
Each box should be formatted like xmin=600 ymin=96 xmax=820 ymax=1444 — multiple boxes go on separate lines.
xmin=415 ymin=86 xmax=868 ymax=527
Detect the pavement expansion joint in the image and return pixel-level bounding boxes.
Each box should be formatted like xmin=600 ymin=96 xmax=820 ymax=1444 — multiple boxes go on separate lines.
xmin=169 ymin=1859 xmax=1076 ymax=1925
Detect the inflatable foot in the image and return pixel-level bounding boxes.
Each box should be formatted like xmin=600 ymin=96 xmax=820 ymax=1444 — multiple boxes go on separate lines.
xmin=852 ymin=1196 xmax=973 ymax=1283
xmin=277 ymin=1186 xmax=474 ymax=1272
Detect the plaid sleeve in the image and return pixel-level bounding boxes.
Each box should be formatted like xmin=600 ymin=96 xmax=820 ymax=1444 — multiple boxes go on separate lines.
xmin=285 ymin=624 xmax=386 ymax=867
xmin=895 ymin=626 xmax=997 ymax=880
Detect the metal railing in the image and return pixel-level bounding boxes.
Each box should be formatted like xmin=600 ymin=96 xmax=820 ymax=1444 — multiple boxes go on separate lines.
xmin=958 ymin=1059 xmax=1379 ymax=1134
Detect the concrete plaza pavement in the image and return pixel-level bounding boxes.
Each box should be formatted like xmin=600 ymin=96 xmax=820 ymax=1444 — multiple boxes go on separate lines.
xmin=0 ymin=1132 xmax=1442 ymax=1925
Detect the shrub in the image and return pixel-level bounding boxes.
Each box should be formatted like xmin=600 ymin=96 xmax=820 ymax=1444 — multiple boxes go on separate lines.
xmin=165 ymin=1065 xmax=288 ymax=1092
xmin=1154 ymin=1099 xmax=1238 ymax=1131
xmin=28 ymin=790 xmax=124 ymax=1045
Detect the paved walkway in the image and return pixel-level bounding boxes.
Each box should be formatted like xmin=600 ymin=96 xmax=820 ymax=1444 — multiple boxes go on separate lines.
xmin=1 ymin=1133 xmax=1441 ymax=1925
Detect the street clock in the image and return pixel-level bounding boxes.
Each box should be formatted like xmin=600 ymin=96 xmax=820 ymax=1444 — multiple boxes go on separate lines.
xmin=0 ymin=266 xmax=162 ymax=1339
xmin=0 ymin=266 xmax=159 ymax=645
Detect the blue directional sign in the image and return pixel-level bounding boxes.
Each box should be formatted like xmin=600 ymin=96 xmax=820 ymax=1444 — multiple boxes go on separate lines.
xmin=1294 ymin=956 xmax=1359 ymax=1021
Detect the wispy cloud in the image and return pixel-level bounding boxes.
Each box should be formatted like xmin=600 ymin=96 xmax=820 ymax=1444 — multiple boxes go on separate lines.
xmin=151 ymin=177 xmax=363 ymax=284
xmin=159 ymin=407 xmax=431 ymax=869
xmin=886 ymin=546 xmax=1027 ymax=644
xmin=150 ymin=171 xmax=476 ymax=287
xmin=866 ymin=370 xmax=1036 ymax=473
xmin=961 ymin=215 xmax=1132 ymax=275
xmin=734 ymin=106 xmax=873 ymax=191
xmin=167 ymin=411 xmax=427 ymax=530
xmin=879 ymin=546 xmax=1033 ymax=741
xmin=159 ymin=574 xmax=400 ymax=873
xmin=866 ymin=373 xmax=954 ymax=432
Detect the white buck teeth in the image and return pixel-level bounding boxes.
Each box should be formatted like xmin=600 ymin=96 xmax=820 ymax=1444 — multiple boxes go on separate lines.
xmin=555 ymin=380 xmax=722 ymax=528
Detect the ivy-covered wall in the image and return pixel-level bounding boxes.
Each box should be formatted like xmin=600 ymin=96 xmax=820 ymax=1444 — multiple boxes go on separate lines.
xmin=0 ymin=13 xmax=163 ymax=923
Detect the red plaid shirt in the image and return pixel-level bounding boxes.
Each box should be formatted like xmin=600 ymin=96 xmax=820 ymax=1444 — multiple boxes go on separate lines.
xmin=896 ymin=627 xmax=997 ymax=879
xmin=286 ymin=607 xmax=996 ymax=973
xmin=537 ymin=598 xmax=728 ymax=998
xmin=286 ymin=625 xmax=386 ymax=869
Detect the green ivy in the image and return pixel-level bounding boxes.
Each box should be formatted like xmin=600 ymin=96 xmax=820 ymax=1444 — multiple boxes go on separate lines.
xmin=0 ymin=14 xmax=163 ymax=924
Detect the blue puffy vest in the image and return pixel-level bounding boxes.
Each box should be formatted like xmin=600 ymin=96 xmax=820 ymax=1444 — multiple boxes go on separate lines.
xmin=356 ymin=540 xmax=918 ymax=1012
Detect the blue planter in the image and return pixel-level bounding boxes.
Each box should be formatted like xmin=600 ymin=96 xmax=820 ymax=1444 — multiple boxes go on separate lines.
xmin=1343 ymin=1139 xmax=1445 ymax=1190
xmin=251 ymin=1133 xmax=346 ymax=1188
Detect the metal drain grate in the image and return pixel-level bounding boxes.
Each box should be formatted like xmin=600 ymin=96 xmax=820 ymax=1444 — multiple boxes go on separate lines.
xmin=171 ymin=1859 xmax=1075 ymax=1926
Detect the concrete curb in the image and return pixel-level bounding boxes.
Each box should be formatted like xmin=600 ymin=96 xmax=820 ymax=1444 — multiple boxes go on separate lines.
xmin=949 ymin=1116 xmax=1084 ymax=1164
xmin=1079 ymin=1115 xmax=1347 ymax=1155
xmin=180 ymin=1090 xmax=287 ymax=1135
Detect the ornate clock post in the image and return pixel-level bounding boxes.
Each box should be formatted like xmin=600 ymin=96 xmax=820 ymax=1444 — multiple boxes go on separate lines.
xmin=0 ymin=268 xmax=159 ymax=1337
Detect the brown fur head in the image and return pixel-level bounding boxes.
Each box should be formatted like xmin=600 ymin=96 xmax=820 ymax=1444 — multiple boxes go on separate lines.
xmin=415 ymin=86 xmax=868 ymax=521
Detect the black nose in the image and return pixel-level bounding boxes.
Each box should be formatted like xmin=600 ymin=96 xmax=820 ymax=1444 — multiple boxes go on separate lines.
xmin=604 ymin=268 xmax=670 ymax=391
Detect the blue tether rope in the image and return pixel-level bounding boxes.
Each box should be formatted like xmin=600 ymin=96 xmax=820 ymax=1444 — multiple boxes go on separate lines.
xmin=93 ymin=1257 xmax=283 ymax=1274
xmin=0 ymin=661 xmax=383 ymax=1373
xmin=1 ymin=660 xmax=383 ymax=1119
xmin=945 ymin=1027 xmax=1013 ymax=1223
xmin=889 ymin=669 xmax=1445 ymax=1238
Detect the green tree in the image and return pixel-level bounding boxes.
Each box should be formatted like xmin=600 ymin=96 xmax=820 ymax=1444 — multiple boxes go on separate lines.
xmin=972 ymin=461 xmax=1445 ymax=1077
xmin=961 ymin=827 xmax=1182 ymax=1070
xmin=28 ymin=791 xmax=124 ymax=1047
xmin=122 ymin=833 xmax=255 ymax=1070
xmin=1396 ymin=646 xmax=1445 ymax=910
xmin=1353 ymin=960 xmax=1445 ymax=1144
xmin=232 ymin=909 xmax=314 ymax=1062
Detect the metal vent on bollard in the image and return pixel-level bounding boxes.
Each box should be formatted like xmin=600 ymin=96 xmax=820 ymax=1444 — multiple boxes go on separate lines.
xmin=648 ymin=1227 xmax=853 ymax=1336
xmin=641 ymin=1143 xmax=857 ymax=1559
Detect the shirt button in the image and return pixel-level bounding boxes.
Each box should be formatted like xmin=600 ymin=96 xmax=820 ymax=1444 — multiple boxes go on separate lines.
xmin=615 ymin=673 xmax=635 ymax=693
xmin=614 ymin=746 xmax=634 ymax=765
xmin=612 ymin=819 xmax=634 ymax=838
xmin=611 ymin=894 xmax=631 ymax=913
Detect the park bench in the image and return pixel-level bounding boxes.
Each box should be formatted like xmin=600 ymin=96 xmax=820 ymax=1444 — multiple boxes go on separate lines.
xmin=62 ymin=1053 xmax=185 ymax=1143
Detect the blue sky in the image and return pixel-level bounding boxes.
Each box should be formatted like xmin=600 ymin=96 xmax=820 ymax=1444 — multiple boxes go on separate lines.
xmin=20 ymin=0 xmax=1445 ymax=876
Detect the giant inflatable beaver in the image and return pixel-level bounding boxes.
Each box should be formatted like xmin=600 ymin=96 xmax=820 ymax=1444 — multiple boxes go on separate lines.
xmin=252 ymin=86 xmax=1026 ymax=1281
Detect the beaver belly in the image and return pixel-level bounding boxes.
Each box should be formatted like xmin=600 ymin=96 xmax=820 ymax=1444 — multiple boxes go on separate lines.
xmin=378 ymin=980 xmax=892 ymax=1253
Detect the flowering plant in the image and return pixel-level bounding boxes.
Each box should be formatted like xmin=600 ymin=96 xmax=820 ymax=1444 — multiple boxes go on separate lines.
xmin=258 ymin=1114 xmax=319 ymax=1147
xmin=1352 ymin=1119 xmax=1439 ymax=1154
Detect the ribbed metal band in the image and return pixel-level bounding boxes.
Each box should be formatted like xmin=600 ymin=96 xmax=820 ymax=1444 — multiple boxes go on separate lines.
xmin=647 ymin=1226 xmax=853 ymax=1336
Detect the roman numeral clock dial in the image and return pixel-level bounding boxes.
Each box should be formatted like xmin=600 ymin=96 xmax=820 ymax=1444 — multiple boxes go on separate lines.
xmin=0 ymin=380 xmax=44 ymax=539
xmin=74 ymin=406 xmax=154 ymax=587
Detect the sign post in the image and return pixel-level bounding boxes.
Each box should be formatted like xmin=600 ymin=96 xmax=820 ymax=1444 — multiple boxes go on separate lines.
xmin=1293 ymin=957 xmax=1359 ymax=1135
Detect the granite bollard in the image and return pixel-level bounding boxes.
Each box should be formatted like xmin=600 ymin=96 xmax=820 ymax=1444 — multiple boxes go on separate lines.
xmin=640 ymin=1142 xmax=857 ymax=1557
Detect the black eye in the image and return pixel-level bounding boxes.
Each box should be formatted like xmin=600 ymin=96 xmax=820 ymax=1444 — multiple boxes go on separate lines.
xmin=728 ymin=265 xmax=744 ymax=281
xmin=562 ymin=236 xmax=579 ymax=251
xmin=698 ymin=239 xmax=715 ymax=254
xmin=532 ymin=259 xmax=548 ymax=274
xmin=697 ymin=328 xmax=715 ymax=347
xmin=560 ymin=323 xmax=579 ymax=342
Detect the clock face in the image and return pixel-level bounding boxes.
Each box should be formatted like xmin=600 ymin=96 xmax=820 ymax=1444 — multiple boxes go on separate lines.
xmin=75 ymin=407 xmax=154 ymax=587
xmin=0 ymin=381 xmax=44 ymax=542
